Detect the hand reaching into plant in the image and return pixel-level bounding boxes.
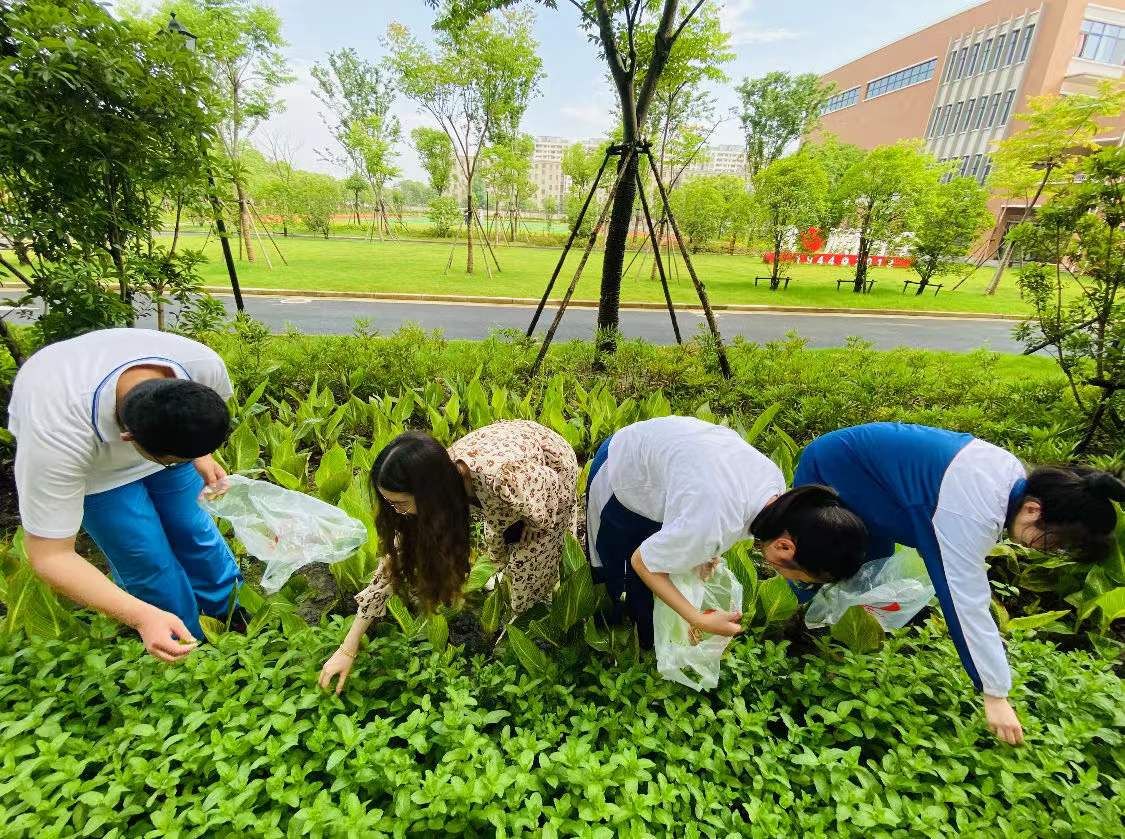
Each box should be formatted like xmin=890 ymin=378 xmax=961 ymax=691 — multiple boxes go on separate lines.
xmin=692 ymin=609 xmax=743 ymax=638
xmin=695 ymin=556 xmax=720 ymax=581
xmin=983 ymin=695 xmax=1024 ymax=745
xmin=319 ymin=647 xmax=356 ymax=695
xmin=134 ymin=607 xmax=197 ymax=663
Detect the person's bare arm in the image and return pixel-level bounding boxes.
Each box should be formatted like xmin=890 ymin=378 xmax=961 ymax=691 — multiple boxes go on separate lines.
xmin=319 ymin=612 xmax=376 ymax=695
xmin=25 ymin=534 xmax=197 ymax=662
xmin=630 ymin=549 xmax=742 ymax=636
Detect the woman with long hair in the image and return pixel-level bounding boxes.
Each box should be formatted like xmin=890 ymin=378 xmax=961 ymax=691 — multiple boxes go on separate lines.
xmin=780 ymin=422 xmax=1125 ymax=745
xmin=319 ymin=420 xmax=578 ymax=693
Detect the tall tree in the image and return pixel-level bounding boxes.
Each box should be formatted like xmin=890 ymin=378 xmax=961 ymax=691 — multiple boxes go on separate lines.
xmin=800 ymin=134 xmax=864 ymax=235
xmin=751 ymin=155 xmax=827 ymax=288
xmin=388 ymin=11 xmax=542 ymax=273
xmin=833 ymin=141 xmax=941 ymax=293
xmin=986 ymin=80 xmax=1125 ymax=295
xmin=311 ymin=48 xmax=400 ymax=236
xmin=412 ymin=126 xmax=456 ymax=196
xmin=483 ymin=134 xmax=536 ymax=241
xmin=908 ymin=175 xmax=993 ymax=295
xmin=0 ymin=0 xmax=217 ymax=320
xmin=432 ymin=1 xmax=728 ymax=359
xmin=157 ymin=0 xmax=291 ymax=264
xmin=737 ymin=71 xmax=834 ymax=181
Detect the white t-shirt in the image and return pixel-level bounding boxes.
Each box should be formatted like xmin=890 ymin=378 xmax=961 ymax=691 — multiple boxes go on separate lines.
xmin=604 ymin=416 xmax=786 ymax=574
xmin=8 ymin=329 xmax=233 ymax=539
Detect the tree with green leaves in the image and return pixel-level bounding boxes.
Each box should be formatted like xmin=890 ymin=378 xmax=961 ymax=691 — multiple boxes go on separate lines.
xmin=291 ymin=172 xmax=342 ymax=239
xmin=430 ymin=1 xmax=730 ymax=360
xmin=542 ymin=194 xmax=559 ymax=231
xmin=483 ymin=134 xmax=536 ymax=241
xmin=388 ymin=12 xmax=542 ymax=273
xmin=737 ymin=71 xmax=834 ymax=181
xmin=0 ymin=0 xmax=218 ymax=335
xmin=311 ymin=47 xmax=400 ymax=236
xmin=343 ymin=172 xmax=370 ymax=226
xmin=156 ymin=0 xmax=291 ymax=264
xmin=833 ymin=141 xmax=942 ymax=293
xmin=987 ymin=80 xmax=1125 ymax=295
xmin=908 ymin=175 xmax=993 ymax=295
xmin=1012 ymin=145 xmax=1125 ymax=452
xmin=412 ymin=127 xmax=455 ymax=196
xmin=751 ymin=156 xmax=828 ymax=288
xmin=799 ymin=134 xmax=864 ymax=234
xmin=428 ymin=195 xmax=462 ymax=238
xmin=561 ymin=141 xmax=607 ymax=236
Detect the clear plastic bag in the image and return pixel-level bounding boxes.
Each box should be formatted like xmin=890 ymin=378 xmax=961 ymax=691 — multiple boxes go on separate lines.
xmin=653 ymin=560 xmax=743 ymax=692
xmin=201 ymin=475 xmax=367 ymax=593
xmin=804 ymin=547 xmax=934 ymax=631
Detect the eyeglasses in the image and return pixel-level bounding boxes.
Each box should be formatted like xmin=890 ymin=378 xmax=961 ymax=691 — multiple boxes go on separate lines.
xmin=383 ymin=496 xmax=414 ymax=515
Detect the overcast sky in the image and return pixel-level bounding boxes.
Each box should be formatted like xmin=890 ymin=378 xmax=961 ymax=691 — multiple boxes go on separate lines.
xmin=126 ymin=1 xmax=980 ymax=180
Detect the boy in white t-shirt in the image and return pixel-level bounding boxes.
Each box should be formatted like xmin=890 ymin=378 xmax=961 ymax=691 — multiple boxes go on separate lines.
xmin=8 ymin=329 xmax=240 ymax=662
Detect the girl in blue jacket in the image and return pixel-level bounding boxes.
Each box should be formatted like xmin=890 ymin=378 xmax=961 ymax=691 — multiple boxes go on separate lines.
xmin=752 ymin=422 xmax=1125 ymax=745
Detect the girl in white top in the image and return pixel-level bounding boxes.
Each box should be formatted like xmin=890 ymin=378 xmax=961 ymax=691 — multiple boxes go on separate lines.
xmin=585 ymin=416 xmax=869 ymax=649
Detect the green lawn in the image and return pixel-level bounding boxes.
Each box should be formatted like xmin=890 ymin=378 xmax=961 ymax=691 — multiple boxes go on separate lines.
xmin=164 ymin=231 xmax=1037 ymax=315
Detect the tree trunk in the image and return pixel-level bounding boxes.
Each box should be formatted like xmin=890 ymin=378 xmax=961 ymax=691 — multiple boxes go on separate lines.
xmin=0 ymin=318 xmax=24 ymax=366
xmin=170 ymin=199 xmax=183 ymax=256
xmin=854 ymin=233 xmax=870 ymax=293
xmin=234 ymin=179 xmax=256 ymax=263
xmin=985 ymin=239 xmax=1014 ymax=295
xmin=156 ymin=299 xmax=166 ymax=331
xmin=12 ymin=239 xmax=31 ymax=266
xmin=915 ymin=278 xmax=929 ymax=296
xmin=771 ymin=236 xmax=782 ymax=289
xmin=465 ymin=192 xmax=475 ymax=274
xmin=596 ymin=152 xmax=640 ymax=359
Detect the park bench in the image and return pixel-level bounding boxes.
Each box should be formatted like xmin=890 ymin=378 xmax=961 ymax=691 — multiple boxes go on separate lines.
xmin=754 ymin=275 xmax=791 ymax=290
xmin=836 ymin=278 xmax=876 ymax=293
xmin=902 ymin=279 xmax=943 ymax=296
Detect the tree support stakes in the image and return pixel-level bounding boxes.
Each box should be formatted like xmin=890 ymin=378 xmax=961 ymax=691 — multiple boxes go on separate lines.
xmin=642 ymin=147 xmax=732 ymax=379
xmin=206 ymin=170 xmax=245 ymax=313
xmin=526 ymin=149 xmax=614 ymax=336
xmin=634 ymin=170 xmax=681 ymax=344
xmin=530 ymin=148 xmax=635 ymax=378
xmin=248 ymin=200 xmax=289 ymax=266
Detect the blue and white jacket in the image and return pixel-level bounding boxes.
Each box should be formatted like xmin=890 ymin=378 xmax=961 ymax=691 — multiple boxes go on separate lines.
xmin=793 ymin=423 xmax=1027 ymax=696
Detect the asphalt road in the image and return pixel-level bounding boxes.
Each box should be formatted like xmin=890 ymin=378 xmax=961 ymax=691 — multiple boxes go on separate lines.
xmin=1 ymin=295 xmax=1026 ymax=353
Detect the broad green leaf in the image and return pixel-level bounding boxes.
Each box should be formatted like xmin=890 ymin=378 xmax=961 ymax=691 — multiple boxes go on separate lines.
xmin=725 ymin=543 xmax=759 ymax=614
xmin=1081 ymin=586 xmax=1125 ymax=633
xmin=278 ymin=609 xmax=308 ymax=636
xmin=464 ymin=559 xmax=496 ymax=594
xmin=756 ymin=575 xmax=799 ymax=626
xmin=238 ymin=584 xmax=266 ymax=615
xmin=1005 ymin=610 xmax=1071 ymax=632
xmin=583 ymin=618 xmax=610 ymax=652
xmin=561 ymin=533 xmax=586 ymax=577
xmin=314 ymin=443 xmax=351 ymax=504
xmin=481 ymin=586 xmax=506 ymax=634
xmin=742 ymin=403 xmax=782 ymax=445
xmin=228 ymin=422 xmax=260 ymax=474
xmin=506 ymin=625 xmax=551 ymax=679
xmin=199 ymin=615 xmax=226 ymax=645
xmin=425 ymin=614 xmax=449 ymax=651
xmin=830 ymin=605 xmax=884 ymax=653
xmin=267 ymin=466 xmax=302 ymax=491
xmin=549 ymin=561 xmax=596 ymax=632
xmin=387 ymin=596 xmax=420 ymax=637
xmin=693 ymin=402 xmax=717 ymax=424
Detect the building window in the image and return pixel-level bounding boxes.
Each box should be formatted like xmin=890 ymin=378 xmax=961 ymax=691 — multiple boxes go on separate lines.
xmin=821 ymin=86 xmax=860 ymax=114
xmin=1005 ymin=28 xmax=1021 ymax=65
xmin=977 ymin=37 xmax=993 ymax=73
xmin=941 ymin=46 xmax=957 ymax=82
xmin=939 ymin=103 xmax=953 ymax=134
xmin=954 ymin=46 xmax=968 ymax=78
xmin=1078 ymin=19 xmax=1125 ymax=65
xmin=980 ymin=156 xmax=992 ymax=184
xmin=970 ymin=154 xmax=982 ymax=178
xmin=960 ymin=156 xmax=970 ymax=176
xmin=986 ymin=91 xmax=1002 ymax=126
xmin=865 ymin=57 xmax=938 ymax=99
xmin=971 ymin=97 xmax=988 ymax=129
xmin=999 ymin=89 xmax=1016 ymax=125
xmin=950 ymin=101 xmax=963 ymax=134
xmin=960 ymin=97 xmax=976 ymax=131
xmin=926 ymin=107 xmax=940 ymax=137
xmin=1018 ymin=23 xmax=1035 ymax=61
xmin=967 ymin=42 xmax=981 ymax=75
xmin=991 ymin=33 xmax=1006 ymax=69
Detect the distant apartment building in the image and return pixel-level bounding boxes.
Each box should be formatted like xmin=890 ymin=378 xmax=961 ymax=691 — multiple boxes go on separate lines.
xmin=814 ymin=0 xmax=1125 ymax=241
xmin=451 ymin=136 xmax=749 ymax=208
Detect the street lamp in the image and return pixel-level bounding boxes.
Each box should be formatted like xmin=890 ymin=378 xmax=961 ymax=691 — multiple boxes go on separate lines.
xmin=166 ymin=12 xmax=245 ymax=313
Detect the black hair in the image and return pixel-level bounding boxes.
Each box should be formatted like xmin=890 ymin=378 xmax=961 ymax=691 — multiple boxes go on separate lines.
xmin=119 ymin=378 xmax=231 ymax=458
xmin=1023 ymin=466 xmax=1125 ymax=562
xmin=750 ymin=485 xmax=869 ymax=583
xmin=371 ymin=432 xmax=471 ymax=612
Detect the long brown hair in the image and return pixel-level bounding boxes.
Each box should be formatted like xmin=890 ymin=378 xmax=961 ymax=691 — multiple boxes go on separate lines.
xmin=371 ymin=432 xmax=471 ymax=612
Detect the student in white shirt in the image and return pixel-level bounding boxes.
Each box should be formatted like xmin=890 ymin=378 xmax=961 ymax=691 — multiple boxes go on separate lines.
xmin=585 ymin=416 xmax=869 ymax=649
xmin=8 ymin=329 xmax=239 ymax=662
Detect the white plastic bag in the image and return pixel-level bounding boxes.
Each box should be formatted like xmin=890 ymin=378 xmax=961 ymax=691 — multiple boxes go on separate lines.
xmin=653 ymin=560 xmax=743 ymax=692
xmin=201 ymin=475 xmax=367 ymax=593
xmin=804 ymin=547 xmax=934 ymax=631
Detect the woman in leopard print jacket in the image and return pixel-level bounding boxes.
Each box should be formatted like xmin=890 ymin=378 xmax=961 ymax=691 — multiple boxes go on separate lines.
xmin=319 ymin=420 xmax=578 ymax=693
